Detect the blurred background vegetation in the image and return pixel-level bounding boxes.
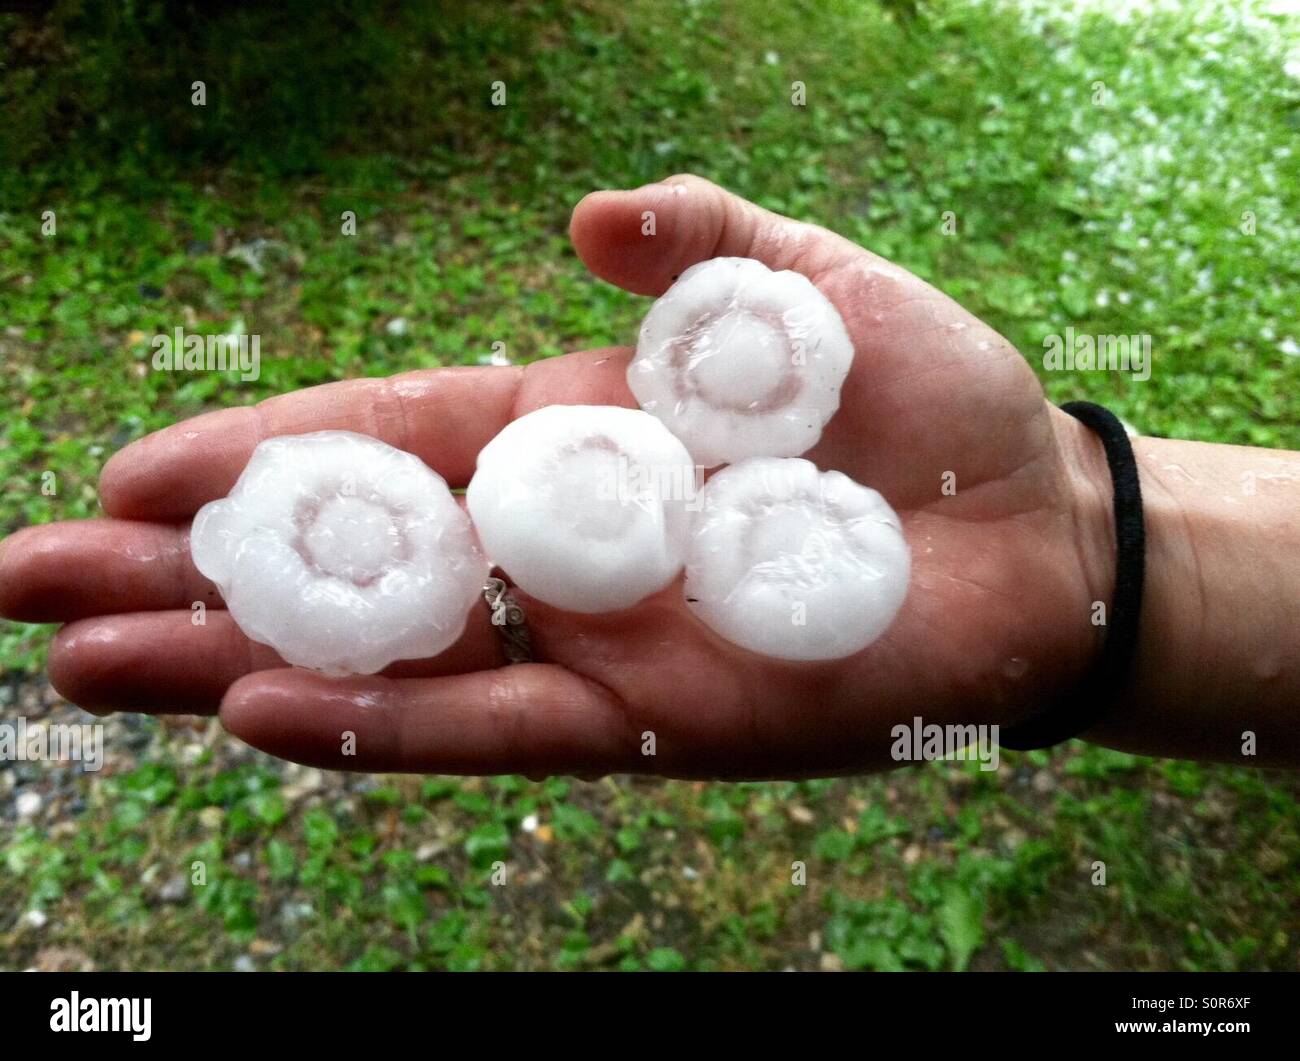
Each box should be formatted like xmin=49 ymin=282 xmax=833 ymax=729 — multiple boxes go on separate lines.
xmin=1 ymin=0 xmax=1298 ymax=971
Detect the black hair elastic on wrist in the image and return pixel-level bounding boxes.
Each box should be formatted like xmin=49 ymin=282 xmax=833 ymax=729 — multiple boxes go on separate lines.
xmin=999 ymin=401 xmax=1145 ymax=751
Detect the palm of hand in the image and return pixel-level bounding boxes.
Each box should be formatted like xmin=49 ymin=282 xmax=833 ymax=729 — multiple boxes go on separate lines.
xmin=532 ymin=232 xmax=1101 ymax=777
xmin=0 ymin=177 xmax=1105 ymax=778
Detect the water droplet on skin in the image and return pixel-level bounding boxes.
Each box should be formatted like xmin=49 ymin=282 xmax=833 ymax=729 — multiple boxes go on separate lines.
xmin=1003 ymin=657 xmax=1029 ymax=680
xmin=1255 ymin=656 xmax=1283 ymax=683
xmin=1246 ymin=466 xmax=1300 ymax=487
xmin=1162 ymin=463 xmax=1198 ymax=483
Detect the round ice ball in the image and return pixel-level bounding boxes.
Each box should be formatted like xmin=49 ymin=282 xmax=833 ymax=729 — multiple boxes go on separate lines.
xmin=628 ymin=257 xmax=854 ymax=467
xmin=190 ymin=430 xmax=488 ymax=676
xmin=466 ymin=405 xmax=698 ymax=613
xmin=684 ymin=457 xmax=910 ymax=661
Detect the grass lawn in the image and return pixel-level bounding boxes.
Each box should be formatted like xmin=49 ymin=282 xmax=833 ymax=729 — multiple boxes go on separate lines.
xmin=1 ymin=0 xmax=1297 ymax=970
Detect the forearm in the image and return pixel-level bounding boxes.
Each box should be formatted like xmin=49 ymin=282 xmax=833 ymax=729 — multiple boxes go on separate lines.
xmin=1073 ymin=428 xmax=1300 ymax=765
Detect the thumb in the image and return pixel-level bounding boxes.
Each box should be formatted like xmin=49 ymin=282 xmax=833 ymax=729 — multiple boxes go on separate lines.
xmin=569 ymin=173 xmax=866 ymax=296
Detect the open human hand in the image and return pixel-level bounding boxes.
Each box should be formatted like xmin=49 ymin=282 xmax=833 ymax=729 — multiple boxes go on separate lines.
xmin=0 ymin=175 xmax=1118 ymax=779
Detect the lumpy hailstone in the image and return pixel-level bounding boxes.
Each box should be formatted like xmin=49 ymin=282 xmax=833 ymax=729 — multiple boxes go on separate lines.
xmin=191 ymin=431 xmax=488 ymax=676
xmin=629 ymin=257 xmax=854 ymax=467
xmin=467 ymin=405 xmax=696 ymax=613
xmin=685 ymin=458 xmax=909 ymax=661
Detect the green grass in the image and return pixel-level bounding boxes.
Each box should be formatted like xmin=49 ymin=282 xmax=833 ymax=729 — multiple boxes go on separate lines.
xmin=1 ymin=0 xmax=1298 ymax=970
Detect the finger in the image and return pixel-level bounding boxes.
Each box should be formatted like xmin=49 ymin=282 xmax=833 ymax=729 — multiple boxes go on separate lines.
xmin=49 ymin=607 xmax=505 ymax=716
xmin=101 ymin=364 xmax=524 ymax=521
xmin=511 ymin=346 xmax=636 ymax=411
xmin=0 ymin=521 xmax=220 ymax=623
xmin=219 ymin=664 xmax=639 ymax=776
xmin=569 ymin=172 xmax=865 ymax=296
xmin=100 ymin=349 xmax=640 ymax=523
xmin=0 ymin=486 xmax=530 ymax=624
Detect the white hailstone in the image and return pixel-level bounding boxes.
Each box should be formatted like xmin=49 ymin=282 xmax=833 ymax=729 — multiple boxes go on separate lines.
xmin=628 ymin=257 xmax=854 ymax=467
xmin=684 ymin=458 xmax=909 ymax=661
xmin=191 ymin=431 xmax=488 ymax=676
xmin=466 ymin=405 xmax=696 ymax=613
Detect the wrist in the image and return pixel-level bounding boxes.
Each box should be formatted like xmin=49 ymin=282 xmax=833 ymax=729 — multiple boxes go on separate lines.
xmin=1026 ymin=417 xmax=1299 ymax=763
xmin=1075 ymin=434 xmax=1300 ymax=763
